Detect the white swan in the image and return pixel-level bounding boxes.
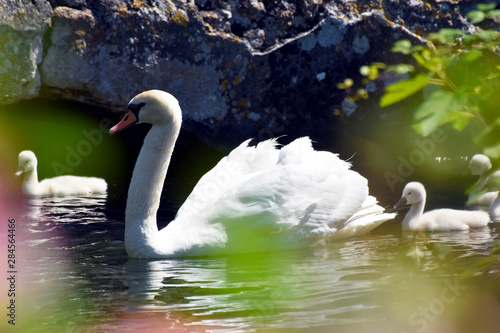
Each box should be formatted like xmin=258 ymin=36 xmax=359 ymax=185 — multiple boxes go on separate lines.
xmin=394 ymin=182 xmax=490 ymax=231
xmin=466 ymin=154 xmax=498 ymax=208
xmin=16 ymin=150 xmax=107 ymax=196
xmin=109 ymin=90 xmax=396 ymax=258
xmin=484 ymin=171 xmax=500 ymax=222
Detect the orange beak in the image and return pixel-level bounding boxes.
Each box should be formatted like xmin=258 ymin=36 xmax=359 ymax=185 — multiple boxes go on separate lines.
xmin=109 ymin=111 xmax=138 ymax=134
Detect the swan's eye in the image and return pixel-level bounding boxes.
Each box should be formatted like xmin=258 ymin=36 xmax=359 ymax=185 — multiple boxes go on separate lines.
xmin=129 ymin=102 xmax=146 ymax=114
xmin=408 ymin=192 xmax=412 ymax=195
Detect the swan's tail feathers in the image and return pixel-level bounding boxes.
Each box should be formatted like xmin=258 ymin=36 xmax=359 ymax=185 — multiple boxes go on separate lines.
xmin=330 ymin=196 xmax=397 ymax=240
xmin=330 ymin=212 xmax=397 ymax=240
xmin=347 ymin=196 xmax=386 ymax=220
xmin=256 ymin=137 xmax=281 ymax=150
xmin=463 ymin=210 xmax=491 ymax=228
xmin=277 ymin=137 xmax=316 ymax=165
xmin=88 ymin=177 xmax=108 ymax=193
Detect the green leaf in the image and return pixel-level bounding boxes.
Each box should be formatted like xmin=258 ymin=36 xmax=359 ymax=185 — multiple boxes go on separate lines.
xmin=372 ymin=62 xmax=388 ymax=69
xmin=463 ymin=50 xmax=482 ymax=62
xmin=474 ymin=118 xmax=500 ymax=146
xmin=380 ymin=74 xmax=429 ymax=107
xmin=428 ymin=29 xmax=464 ymax=43
xmin=412 ymin=89 xmax=453 ymax=122
xmin=474 ymin=119 xmax=500 ymax=159
xmin=485 ymin=41 xmax=500 ymax=50
xmin=467 ymin=10 xmax=486 ymax=23
xmin=445 ymin=91 xmax=471 ymax=132
xmin=386 ymin=64 xmax=414 ymax=74
xmin=449 ymin=86 xmax=468 ymax=109
xmin=489 ymin=9 xmax=500 ymax=18
xmin=445 ymin=111 xmax=472 ymax=131
xmin=477 ymin=30 xmax=499 ymax=41
xmin=477 ymin=3 xmax=497 ymax=11
xmin=392 ymin=40 xmax=413 ymax=54
xmin=412 ymin=52 xmax=428 ymax=67
xmin=483 ymin=144 xmax=500 ymax=159
xmin=412 ymin=90 xmax=454 ymax=136
xmin=462 ymin=34 xmax=479 ymax=47
xmin=412 ymin=52 xmax=442 ymax=72
xmin=411 ymin=45 xmax=425 ymax=52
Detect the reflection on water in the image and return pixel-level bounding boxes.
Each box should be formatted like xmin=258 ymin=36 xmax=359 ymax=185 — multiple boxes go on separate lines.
xmin=2 ymin=195 xmax=499 ymax=333
xmin=23 ymin=194 xmax=107 ymax=224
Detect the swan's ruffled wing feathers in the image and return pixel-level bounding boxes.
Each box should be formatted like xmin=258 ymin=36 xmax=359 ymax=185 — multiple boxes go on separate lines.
xmin=174 ymin=138 xmax=280 ymax=221
xmin=329 ymin=196 xmax=396 ymax=239
xmin=170 ymin=137 xmax=392 ymax=253
xmin=229 ymin=138 xmax=281 ymax=173
xmin=277 ymin=136 xmax=313 ymax=164
xmin=200 ymin=139 xmax=371 ymax=242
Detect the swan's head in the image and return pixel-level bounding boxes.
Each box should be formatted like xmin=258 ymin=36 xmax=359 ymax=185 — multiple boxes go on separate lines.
xmin=394 ymin=181 xmax=426 ymax=209
xmin=16 ymin=150 xmax=38 ymax=176
xmin=469 ymin=154 xmax=491 ymax=176
xmin=110 ymin=90 xmax=182 ymax=134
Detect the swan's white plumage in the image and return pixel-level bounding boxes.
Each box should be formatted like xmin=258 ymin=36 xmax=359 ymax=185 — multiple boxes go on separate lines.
xmin=395 ymin=182 xmax=490 ymax=231
xmin=112 ymin=90 xmax=395 ymax=258
xmin=484 ymin=171 xmax=500 ymax=222
xmin=490 ymin=198 xmax=500 ymax=222
xmin=16 ymin=150 xmax=107 ymax=196
xmin=467 ymin=154 xmax=498 ymax=208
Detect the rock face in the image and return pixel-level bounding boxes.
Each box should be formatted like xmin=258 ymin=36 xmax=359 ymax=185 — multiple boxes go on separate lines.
xmin=0 ymin=0 xmax=51 ymax=104
xmin=0 ymin=0 xmax=483 ymax=149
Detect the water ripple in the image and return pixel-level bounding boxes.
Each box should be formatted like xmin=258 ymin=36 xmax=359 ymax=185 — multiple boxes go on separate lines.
xmin=8 ymin=195 xmax=500 ymax=333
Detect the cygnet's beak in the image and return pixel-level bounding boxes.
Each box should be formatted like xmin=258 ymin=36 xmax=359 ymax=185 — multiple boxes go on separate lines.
xmin=15 ymin=167 xmax=24 ymax=176
xmin=393 ymin=197 xmax=408 ymax=210
xmin=110 ymin=110 xmax=138 ymax=134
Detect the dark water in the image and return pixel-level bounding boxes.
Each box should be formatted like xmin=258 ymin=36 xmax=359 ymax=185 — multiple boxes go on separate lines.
xmin=1 ymin=188 xmax=499 ymax=333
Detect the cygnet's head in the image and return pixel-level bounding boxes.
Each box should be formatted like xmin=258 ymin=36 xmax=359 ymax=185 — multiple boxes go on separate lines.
xmin=16 ymin=150 xmax=38 ymax=175
xmin=469 ymin=154 xmax=492 ymax=176
xmin=110 ymin=90 xmax=182 ymax=134
xmin=394 ymin=181 xmax=426 ymax=209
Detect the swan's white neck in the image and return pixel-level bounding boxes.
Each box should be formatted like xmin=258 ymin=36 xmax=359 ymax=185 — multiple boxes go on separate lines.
xmin=403 ymin=197 xmax=426 ymax=230
xmin=475 ymin=174 xmax=488 ymax=191
xmin=21 ymin=169 xmax=39 ymax=196
xmin=124 ymin=123 xmax=180 ymax=257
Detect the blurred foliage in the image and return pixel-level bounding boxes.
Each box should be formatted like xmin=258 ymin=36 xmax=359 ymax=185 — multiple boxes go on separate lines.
xmin=339 ymin=3 xmax=500 ymax=304
xmin=0 ymin=99 xmax=125 ymax=183
xmin=338 ymin=3 xmax=500 ymax=159
xmin=466 ymin=3 xmax=500 ymax=24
